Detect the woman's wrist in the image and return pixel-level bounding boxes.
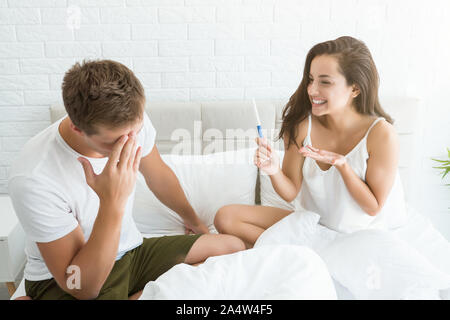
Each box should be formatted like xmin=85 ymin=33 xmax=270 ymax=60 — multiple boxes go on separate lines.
xmin=268 ymin=165 xmax=281 ymax=177
xmin=268 ymin=167 xmax=283 ymax=188
xmin=334 ymin=158 xmax=349 ymax=173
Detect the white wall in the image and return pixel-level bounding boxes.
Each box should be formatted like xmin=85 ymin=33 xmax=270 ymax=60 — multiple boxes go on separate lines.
xmin=0 ymin=0 xmax=449 ymax=237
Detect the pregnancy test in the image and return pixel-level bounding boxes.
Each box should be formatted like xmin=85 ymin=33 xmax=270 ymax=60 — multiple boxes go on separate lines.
xmin=252 ymin=99 xmax=272 ymax=164
xmin=252 ymin=98 xmax=264 ymax=138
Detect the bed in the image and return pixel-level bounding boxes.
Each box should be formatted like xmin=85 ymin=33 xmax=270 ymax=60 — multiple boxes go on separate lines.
xmin=10 ymin=98 xmax=450 ymax=300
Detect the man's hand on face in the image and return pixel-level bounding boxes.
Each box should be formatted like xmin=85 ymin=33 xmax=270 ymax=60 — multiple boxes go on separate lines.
xmin=78 ymin=132 xmax=142 ymax=211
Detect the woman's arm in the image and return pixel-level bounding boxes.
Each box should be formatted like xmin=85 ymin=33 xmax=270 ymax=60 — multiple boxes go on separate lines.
xmin=269 ymin=138 xmax=305 ymax=203
xmin=346 ymin=120 xmax=399 ymax=215
xmin=255 ymin=118 xmax=308 ymax=203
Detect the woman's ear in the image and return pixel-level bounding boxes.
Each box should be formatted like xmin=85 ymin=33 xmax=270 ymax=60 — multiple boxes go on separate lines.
xmin=352 ymin=85 xmax=360 ymax=98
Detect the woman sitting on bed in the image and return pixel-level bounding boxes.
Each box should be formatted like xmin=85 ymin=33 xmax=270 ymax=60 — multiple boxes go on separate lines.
xmin=214 ymin=36 xmax=408 ymax=248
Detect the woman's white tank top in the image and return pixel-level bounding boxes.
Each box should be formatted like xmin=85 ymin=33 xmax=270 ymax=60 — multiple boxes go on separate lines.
xmin=295 ymin=114 xmax=408 ymax=233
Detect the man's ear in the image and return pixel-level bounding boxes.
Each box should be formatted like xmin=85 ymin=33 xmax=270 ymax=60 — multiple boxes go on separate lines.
xmin=69 ymin=121 xmax=84 ymax=137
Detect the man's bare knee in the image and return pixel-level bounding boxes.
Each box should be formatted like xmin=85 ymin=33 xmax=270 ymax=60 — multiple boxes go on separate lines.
xmin=223 ymin=234 xmax=246 ymax=254
xmin=208 ymin=234 xmax=246 ymax=257
xmin=185 ymin=234 xmax=245 ymax=265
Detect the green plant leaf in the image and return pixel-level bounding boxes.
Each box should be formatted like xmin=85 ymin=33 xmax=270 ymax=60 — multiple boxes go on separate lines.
xmin=431 ymin=150 xmax=450 ymax=183
xmin=431 ymin=158 xmax=450 ymax=164
xmin=443 ymin=167 xmax=450 ymax=179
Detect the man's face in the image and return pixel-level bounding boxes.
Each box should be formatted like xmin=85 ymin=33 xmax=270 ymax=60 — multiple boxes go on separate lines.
xmin=83 ymin=119 xmax=144 ymax=157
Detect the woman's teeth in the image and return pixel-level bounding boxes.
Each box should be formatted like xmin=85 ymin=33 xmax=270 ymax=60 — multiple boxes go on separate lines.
xmin=312 ymin=99 xmax=327 ymax=105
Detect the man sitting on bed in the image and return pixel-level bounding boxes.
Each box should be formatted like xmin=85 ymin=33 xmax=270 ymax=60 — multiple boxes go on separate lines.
xmin=8 ymin=59 xmax=245 ymax=300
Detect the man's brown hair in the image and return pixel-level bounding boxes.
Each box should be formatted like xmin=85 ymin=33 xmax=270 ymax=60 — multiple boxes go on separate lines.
xmin=62 ymin=59 xmax=145 ymax=135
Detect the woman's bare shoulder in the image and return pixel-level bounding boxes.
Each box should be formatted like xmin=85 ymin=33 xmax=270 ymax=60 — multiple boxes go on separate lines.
xmin=298 ymin=116 xmax=310 ymax=139
xmin=283 ymin=117 xmax=309 ymax=150
xmin=367 ymin=118 xmax=398 ymax=154
xmin=283 ymin=116 xmax=310 ymax=151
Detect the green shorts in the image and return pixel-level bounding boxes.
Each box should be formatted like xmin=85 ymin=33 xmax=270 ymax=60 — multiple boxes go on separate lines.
xmin=25 ymin=234 xmax=202 ymax=300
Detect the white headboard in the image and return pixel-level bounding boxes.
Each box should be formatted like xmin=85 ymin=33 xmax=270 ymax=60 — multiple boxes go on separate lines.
xmin=50 ymin=97 xmax=422 ymax=204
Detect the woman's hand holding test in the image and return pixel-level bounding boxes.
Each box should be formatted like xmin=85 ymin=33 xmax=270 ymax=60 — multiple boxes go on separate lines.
xmin=254 ymin=137 xmax=280 ymax=175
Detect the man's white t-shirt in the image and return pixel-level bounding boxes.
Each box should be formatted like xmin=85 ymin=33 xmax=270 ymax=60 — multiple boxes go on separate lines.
xmin=8 ymin=113 xmax=156 ymax=281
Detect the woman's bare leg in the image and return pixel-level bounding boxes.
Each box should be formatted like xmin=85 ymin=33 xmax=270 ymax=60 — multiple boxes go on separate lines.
xmin=214 ymin=205 xmax=293 ymax=248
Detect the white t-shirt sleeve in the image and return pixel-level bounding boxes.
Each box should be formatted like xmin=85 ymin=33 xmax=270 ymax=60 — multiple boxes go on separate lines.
xmin=138 ymin=112 xmax=157 ymax=158
xmin=8 ymin=176 xmax=79 ymax=243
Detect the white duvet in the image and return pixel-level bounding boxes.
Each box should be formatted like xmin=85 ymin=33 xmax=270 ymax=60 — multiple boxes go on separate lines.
xmin=11 ymin=206 xmax=450 ymax=300
xmin=140 ymin=244 xmax=337 ymax=300
xmin=11 ymin=243 xmax=338 ymax=300
xmin=254 ymin=207 xmax=450 ymax=300
xmin=140 ymin=205 xmax=450 ymax=300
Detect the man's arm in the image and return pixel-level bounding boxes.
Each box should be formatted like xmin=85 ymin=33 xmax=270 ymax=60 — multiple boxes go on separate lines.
xmin=37 ymin=133 xmax=142 ymax=299
xmin=37 ymin=203 xmax=123 ymax=300
xmin=139 ymin=145 xmax=209 ymax=234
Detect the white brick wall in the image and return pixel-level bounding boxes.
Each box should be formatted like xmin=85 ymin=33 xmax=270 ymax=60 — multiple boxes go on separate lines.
xmin=0 ymin=0 xmax=449 ymax=238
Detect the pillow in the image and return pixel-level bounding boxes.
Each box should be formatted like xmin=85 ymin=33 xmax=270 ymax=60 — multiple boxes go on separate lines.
xmin=259 ymin=150 xmax=298 ymax=211
xmin=133 ymin=148 xmax=257 ymax=237
xmin=320 ymin=229 xmax=450 ymax=300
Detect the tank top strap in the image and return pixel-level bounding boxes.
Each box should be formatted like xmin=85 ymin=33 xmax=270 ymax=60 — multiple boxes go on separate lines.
xmin=364 ymin=117 xmax=385 ymax=139
xmin=304 ymin=114 xmax=312 ymax=146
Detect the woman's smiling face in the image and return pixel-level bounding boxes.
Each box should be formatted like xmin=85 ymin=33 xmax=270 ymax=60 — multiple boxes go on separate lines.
xmin=307 ymin=54 xmax=358 ymax=116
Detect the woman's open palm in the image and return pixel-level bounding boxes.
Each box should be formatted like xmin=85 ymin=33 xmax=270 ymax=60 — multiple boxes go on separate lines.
xmin=299 ymin=145 xmax=347 ymax=168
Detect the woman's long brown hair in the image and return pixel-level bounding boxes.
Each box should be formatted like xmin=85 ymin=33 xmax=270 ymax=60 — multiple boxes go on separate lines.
xmin=278 ymin=36 xmax=393 ymax=149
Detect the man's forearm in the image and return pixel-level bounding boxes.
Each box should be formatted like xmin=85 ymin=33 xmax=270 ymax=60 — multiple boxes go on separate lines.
xmin=65 ymin=202 xmax=124 ymax=299
xmin=146 ymin=165 xmax=198 ymax=223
